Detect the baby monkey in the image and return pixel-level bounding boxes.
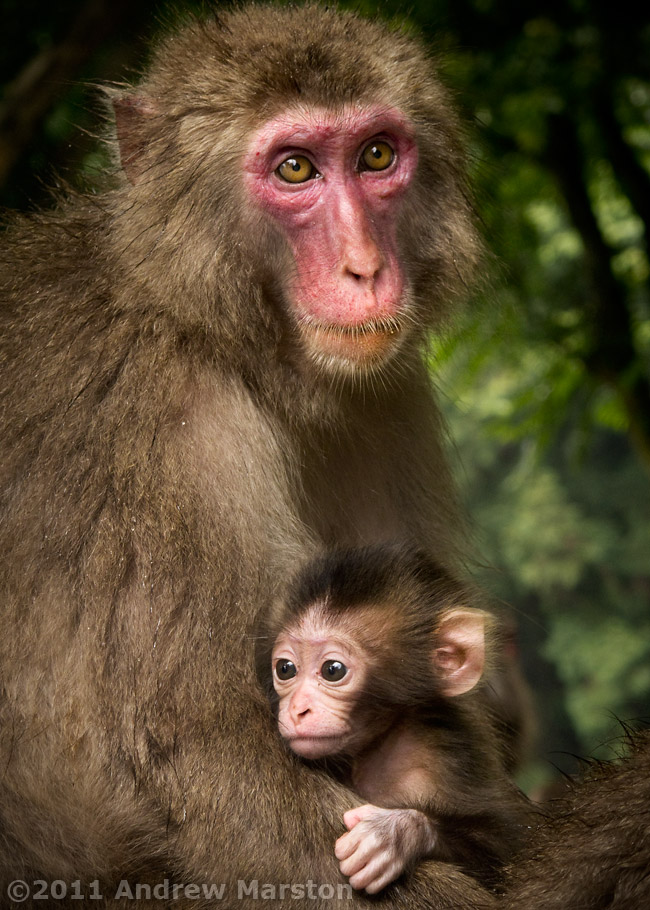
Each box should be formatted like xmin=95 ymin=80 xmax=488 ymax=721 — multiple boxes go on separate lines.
xmin=268 ymin=545 xmax=528 ymax=894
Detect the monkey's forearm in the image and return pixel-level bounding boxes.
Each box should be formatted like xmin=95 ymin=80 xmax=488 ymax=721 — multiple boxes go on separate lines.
xmin=151 ymin=752 xmax=497 ymax=910
xmin=157 ymin=762 xmax=497 ymax=910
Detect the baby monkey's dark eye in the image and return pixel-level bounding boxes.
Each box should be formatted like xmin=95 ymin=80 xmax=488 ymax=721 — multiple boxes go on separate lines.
xmin=275 ymin=659 xmax=297 ymax=680
xmin=321 ymin=660 xmax=347 ymax=682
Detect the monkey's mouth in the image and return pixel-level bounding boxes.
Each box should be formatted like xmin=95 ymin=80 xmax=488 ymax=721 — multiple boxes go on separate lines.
xmin=300 ymin=316 xmax=404 ymax=369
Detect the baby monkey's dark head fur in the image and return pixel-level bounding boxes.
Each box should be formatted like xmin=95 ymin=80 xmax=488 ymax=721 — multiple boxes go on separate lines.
xmin=266 ymin=543 xmax=496 ymax=717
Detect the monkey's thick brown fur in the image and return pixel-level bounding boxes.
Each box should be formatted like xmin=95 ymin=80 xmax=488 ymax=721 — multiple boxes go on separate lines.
xmin=0 ymin=5 xmax=493 ymax=908
xmin=501 ymin=730 xmax=650 ymax=910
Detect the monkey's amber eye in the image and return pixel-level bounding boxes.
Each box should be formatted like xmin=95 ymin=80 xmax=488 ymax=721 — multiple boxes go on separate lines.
xmin=321 ymin=660 xmax=347 ymax=682
xmin=276 ymin=156 xmax=314 ymax=184
xmin=360 ymin=141 xmax=394 ymax=171
xmin=275 ymin=659 xmax=297 ymax=680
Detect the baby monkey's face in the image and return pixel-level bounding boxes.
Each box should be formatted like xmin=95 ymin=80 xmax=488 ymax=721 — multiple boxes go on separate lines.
xmin=271 ymin=611 xmax=368 ymax=760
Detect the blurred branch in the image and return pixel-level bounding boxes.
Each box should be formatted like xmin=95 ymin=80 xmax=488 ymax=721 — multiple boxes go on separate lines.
xmin=544 ymin=112 xmax=650 ymax=465
xmin=594 ymin=88 xmax=650 ymax=264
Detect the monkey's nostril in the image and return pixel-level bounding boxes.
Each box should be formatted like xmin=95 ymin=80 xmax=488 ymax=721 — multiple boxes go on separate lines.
xmin=347 ymin=268 xmax=378 ymax=286
xmin=292 ymin=703 xmax=311 ymax=722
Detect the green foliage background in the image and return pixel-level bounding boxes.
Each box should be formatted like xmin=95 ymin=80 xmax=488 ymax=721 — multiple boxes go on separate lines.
xmin=2 ymin=0 xmax=649 ymax=788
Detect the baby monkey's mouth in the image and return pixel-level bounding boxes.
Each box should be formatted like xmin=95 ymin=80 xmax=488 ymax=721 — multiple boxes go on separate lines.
xmin=286 ymin=733 xmax=346 ymax=759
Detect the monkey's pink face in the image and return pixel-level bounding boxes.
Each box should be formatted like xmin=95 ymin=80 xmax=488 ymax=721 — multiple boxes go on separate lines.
xmin=272 ymin=617 xmax=367 ymax=760
xmin=244 ymin=106 xmax=417 ymax=373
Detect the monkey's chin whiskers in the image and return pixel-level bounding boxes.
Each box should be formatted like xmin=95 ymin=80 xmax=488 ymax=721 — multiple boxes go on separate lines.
xmin=300 ymin=315 xmax=405 ymax=374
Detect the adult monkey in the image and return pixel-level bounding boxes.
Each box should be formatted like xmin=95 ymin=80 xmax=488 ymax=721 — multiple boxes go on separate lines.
xmin=0 ymin=4 xmax=494 ymax=908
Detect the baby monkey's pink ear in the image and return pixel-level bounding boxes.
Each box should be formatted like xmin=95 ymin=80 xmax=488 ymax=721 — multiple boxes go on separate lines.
xmin=432 ymin=609 xmax=486 ymax=697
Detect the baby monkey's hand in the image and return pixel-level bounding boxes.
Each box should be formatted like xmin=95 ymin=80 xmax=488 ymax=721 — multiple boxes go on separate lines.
xmin=335 ymin=803 xmax=437 ymax=894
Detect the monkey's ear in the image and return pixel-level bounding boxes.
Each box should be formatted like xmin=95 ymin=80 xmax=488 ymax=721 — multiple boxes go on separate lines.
xmin=433 ymin=609 xmax=485 ymax=697
xmin=113 ymin=95 xmax=159 ymax=185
